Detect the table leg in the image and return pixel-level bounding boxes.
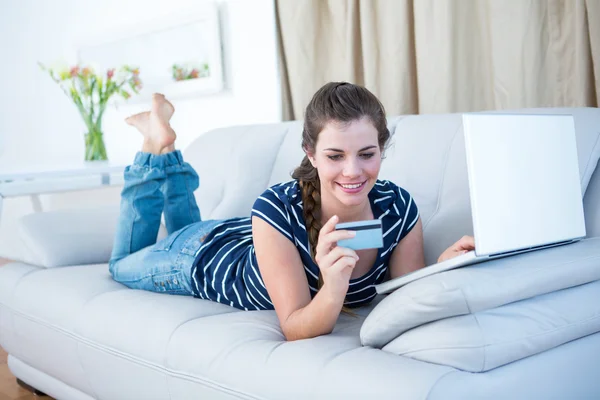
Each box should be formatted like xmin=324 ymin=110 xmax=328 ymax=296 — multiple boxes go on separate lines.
xmin=30 ymin=194 xmax=43 ymax=213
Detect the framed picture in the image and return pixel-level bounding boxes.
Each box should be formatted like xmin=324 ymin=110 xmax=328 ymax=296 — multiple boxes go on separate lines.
xmin=73 ymin=1 xmax=224 ymax=104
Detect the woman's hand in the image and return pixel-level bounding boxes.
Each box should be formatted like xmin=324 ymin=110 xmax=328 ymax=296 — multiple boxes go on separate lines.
xmin=437 ymin=235 xmax=475 ymax=263
xmin=314 ymin=215 xmax=359 ymax=299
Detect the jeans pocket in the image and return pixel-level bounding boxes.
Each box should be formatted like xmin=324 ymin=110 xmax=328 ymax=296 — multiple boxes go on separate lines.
xmin=152 ymin=225 xmax=193 ymax=252
xmin=180 ymin=220 xmax=223 ymax=256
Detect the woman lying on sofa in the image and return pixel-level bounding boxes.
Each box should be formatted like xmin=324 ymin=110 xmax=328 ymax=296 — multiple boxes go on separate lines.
xmin=109 ymin=82 xmax=474 ymax=341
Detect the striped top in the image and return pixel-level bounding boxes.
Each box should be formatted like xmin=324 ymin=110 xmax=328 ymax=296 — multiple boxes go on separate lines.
xmin=190 ymin=179 xmax=420 ymax=311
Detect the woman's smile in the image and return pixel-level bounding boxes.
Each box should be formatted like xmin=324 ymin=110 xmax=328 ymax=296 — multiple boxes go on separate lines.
xmin=336 ymin=180 xmax=368 ymax=194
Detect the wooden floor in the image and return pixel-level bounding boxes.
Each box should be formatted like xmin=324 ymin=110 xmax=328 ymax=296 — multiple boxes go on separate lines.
xmin=0 ymin=258 xmax=52 ymax=399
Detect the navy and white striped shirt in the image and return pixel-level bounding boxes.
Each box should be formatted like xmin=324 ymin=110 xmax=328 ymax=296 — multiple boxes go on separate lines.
xmin=190 ymin=179 xmax=419 ymax=310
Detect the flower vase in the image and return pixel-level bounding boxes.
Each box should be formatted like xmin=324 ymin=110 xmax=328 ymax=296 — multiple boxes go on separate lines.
xmin=39 ymin=62 xmax=142 ymax=162
xmin=84 ymin=127 xmax=108 ymax=161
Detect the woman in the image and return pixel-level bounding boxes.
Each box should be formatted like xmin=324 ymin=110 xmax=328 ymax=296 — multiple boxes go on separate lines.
xmin=109 ymin=83 xmax=474 ymax=341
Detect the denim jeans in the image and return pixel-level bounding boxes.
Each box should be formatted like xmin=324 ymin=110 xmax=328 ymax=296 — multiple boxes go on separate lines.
xmin=109 ymin=150 xmax=222 ymax=295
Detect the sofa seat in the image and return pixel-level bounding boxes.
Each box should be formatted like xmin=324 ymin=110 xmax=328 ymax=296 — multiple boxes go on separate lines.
xmin=2 ymin=261 xmax=600 ymax=399
xmin=0 ymin=263 xmax=457 ymax=399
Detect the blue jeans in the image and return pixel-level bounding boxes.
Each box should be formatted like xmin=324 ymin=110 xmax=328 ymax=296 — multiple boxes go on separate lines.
xmin=109 ymin=150 xmax=222 ymax=295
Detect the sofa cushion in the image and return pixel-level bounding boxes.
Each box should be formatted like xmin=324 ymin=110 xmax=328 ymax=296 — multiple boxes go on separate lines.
xmin=18 ymin=206 xmax=119 ymax=268
xmin=183 ymin=123 xmax=291 ymax=220
xmin=382 ymin=278 xmax=600 ymax=372
xmin=17 ymin=207 xmax=167 ymax=268
xmin=360 ymin=237 xmax=600 ymax=348
xmin=266 ymin=121 xmax=304 ymax=186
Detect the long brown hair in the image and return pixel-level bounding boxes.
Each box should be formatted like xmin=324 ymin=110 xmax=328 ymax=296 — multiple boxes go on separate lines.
xmin=291 ymin=82 xmax=390 ymax=310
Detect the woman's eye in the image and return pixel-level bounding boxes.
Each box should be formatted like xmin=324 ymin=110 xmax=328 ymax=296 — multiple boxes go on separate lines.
xmin=327 ymin=153 xmax=375 ymax=161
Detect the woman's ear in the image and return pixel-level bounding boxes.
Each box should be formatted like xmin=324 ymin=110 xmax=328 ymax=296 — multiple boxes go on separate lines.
xmin=304 ymin=147 xmax=317 ymax=168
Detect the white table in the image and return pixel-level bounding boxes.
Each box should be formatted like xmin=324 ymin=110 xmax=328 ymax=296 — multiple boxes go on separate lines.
xmin=0 ymin=162 xmax=126 ymax=224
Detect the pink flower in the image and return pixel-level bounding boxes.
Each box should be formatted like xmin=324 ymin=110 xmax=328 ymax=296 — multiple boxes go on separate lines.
xmin=107 ymin=69 xmax=115 ymax=79
xmin=190 ymin=69 xmax=199 ymax=78
xmin=70 ymin=66 xmax=80 ymax=77
xmin=132 ymin=76 xmax=142 ymax=89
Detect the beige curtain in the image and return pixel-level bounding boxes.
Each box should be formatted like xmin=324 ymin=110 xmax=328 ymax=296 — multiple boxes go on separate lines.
xmin=276 ymin=0 xmax=600 ymax=119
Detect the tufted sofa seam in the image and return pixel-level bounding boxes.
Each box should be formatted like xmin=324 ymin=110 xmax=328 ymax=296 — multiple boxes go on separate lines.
xmin=387 ymin=116 xmax=406 ymax=137
xmin=162 ymin=310 xmax=238 ymax=368
xmin=2 ymin=304 xmax=264 ymax=399
xmin=4 ymin=265 xmax=44 ymax=299
xmin=422 ymin=121 xmax=462 ymax=232
xmin=0 ymin=266 xmax=55 ymax=375
xmin=74 ymin=288 xmax=130 ymax=399
xmin=581 ymin=132 xmax=600 ymax=188
xmin=312 ymin=345 xmax=375 ymax=398
xmin=426 ymin=370 xmax=461 ymax=400
xmin=461 ymin=287 xmax=487 ymax=372
xmin=393 ymin=312 xmax=600 ymax=359
xmin=17 ymin=222 xmax=48 ymax=266
xmin=266 ymin=125 xmax=293 ymax=186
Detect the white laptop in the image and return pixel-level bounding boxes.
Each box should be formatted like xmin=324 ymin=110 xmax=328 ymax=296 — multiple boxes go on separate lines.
xmin=376 ymin=113 xmax=587 ymax=295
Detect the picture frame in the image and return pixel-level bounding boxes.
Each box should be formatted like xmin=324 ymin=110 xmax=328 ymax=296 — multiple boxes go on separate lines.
xmin=72 ymin=1 xmax=224 ymax=104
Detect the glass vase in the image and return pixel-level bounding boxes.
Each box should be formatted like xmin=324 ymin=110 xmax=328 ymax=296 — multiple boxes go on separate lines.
xmin=84 ymin=127 xmax=108 ymax=161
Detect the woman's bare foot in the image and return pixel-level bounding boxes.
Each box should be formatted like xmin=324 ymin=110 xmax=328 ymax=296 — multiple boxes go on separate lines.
xmin=125 ymin=111 xmax=150 ymax=135
xmin=160 ymin=144 xmax=175 ymax=154
xmin=126 ymin=93 xmax=176 ymax=154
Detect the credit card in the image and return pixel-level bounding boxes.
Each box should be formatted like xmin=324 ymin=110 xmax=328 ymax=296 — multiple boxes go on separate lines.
xmin=335 ymin=219 xmax=384 ymax=250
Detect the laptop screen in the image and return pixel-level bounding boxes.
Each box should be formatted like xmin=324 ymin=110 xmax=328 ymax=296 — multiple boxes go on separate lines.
xmin=462 ymin=114 xmax=586 ymax=256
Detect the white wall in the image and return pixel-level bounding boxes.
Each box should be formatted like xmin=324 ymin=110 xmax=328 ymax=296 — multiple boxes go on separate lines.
xmin=0 ymin=0 xmax=280 ymax=260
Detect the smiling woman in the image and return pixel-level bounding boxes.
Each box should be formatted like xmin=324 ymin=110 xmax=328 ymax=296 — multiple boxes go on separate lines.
xmin=273 ymin=82 xmax=421 ymax=330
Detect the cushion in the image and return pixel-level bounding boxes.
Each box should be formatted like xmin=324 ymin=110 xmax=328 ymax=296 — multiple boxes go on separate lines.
xmin=382 ymin=278 xmax=600 ymax=372
xmin=360 ymin=237 xmax=600 ymax=348
xmin=18 ymin=206 xmax=167 ymax=268
xmin=183 ymin=123 xmax=292 ymax=220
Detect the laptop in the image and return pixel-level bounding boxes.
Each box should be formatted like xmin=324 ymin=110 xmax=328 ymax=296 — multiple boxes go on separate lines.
xmin=376 ymin=113 xmax=587 ymax=295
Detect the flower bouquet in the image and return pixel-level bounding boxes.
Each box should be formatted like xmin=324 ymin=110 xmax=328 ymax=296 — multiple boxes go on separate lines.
xmin=39 ymin=63 xmax=143 ymax=161
xmin=172 ymin=63 xmax=210 ymax=81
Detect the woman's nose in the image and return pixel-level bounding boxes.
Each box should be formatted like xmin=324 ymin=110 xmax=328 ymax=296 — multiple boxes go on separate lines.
xmin=342 ymin=158 xmax=361 ymax=177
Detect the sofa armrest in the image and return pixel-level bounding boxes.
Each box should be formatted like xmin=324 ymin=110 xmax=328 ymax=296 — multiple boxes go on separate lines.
xmin=18 ymin=206 xmax=167 ymax=268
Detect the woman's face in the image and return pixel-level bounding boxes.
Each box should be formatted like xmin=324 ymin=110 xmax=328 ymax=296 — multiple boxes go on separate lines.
xmin=308 ymin=117 xmax=382 ymax=210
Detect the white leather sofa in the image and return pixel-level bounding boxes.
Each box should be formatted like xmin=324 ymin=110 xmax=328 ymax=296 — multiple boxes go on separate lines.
xmin=1 ymin=107 xmax=600 ymax=399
